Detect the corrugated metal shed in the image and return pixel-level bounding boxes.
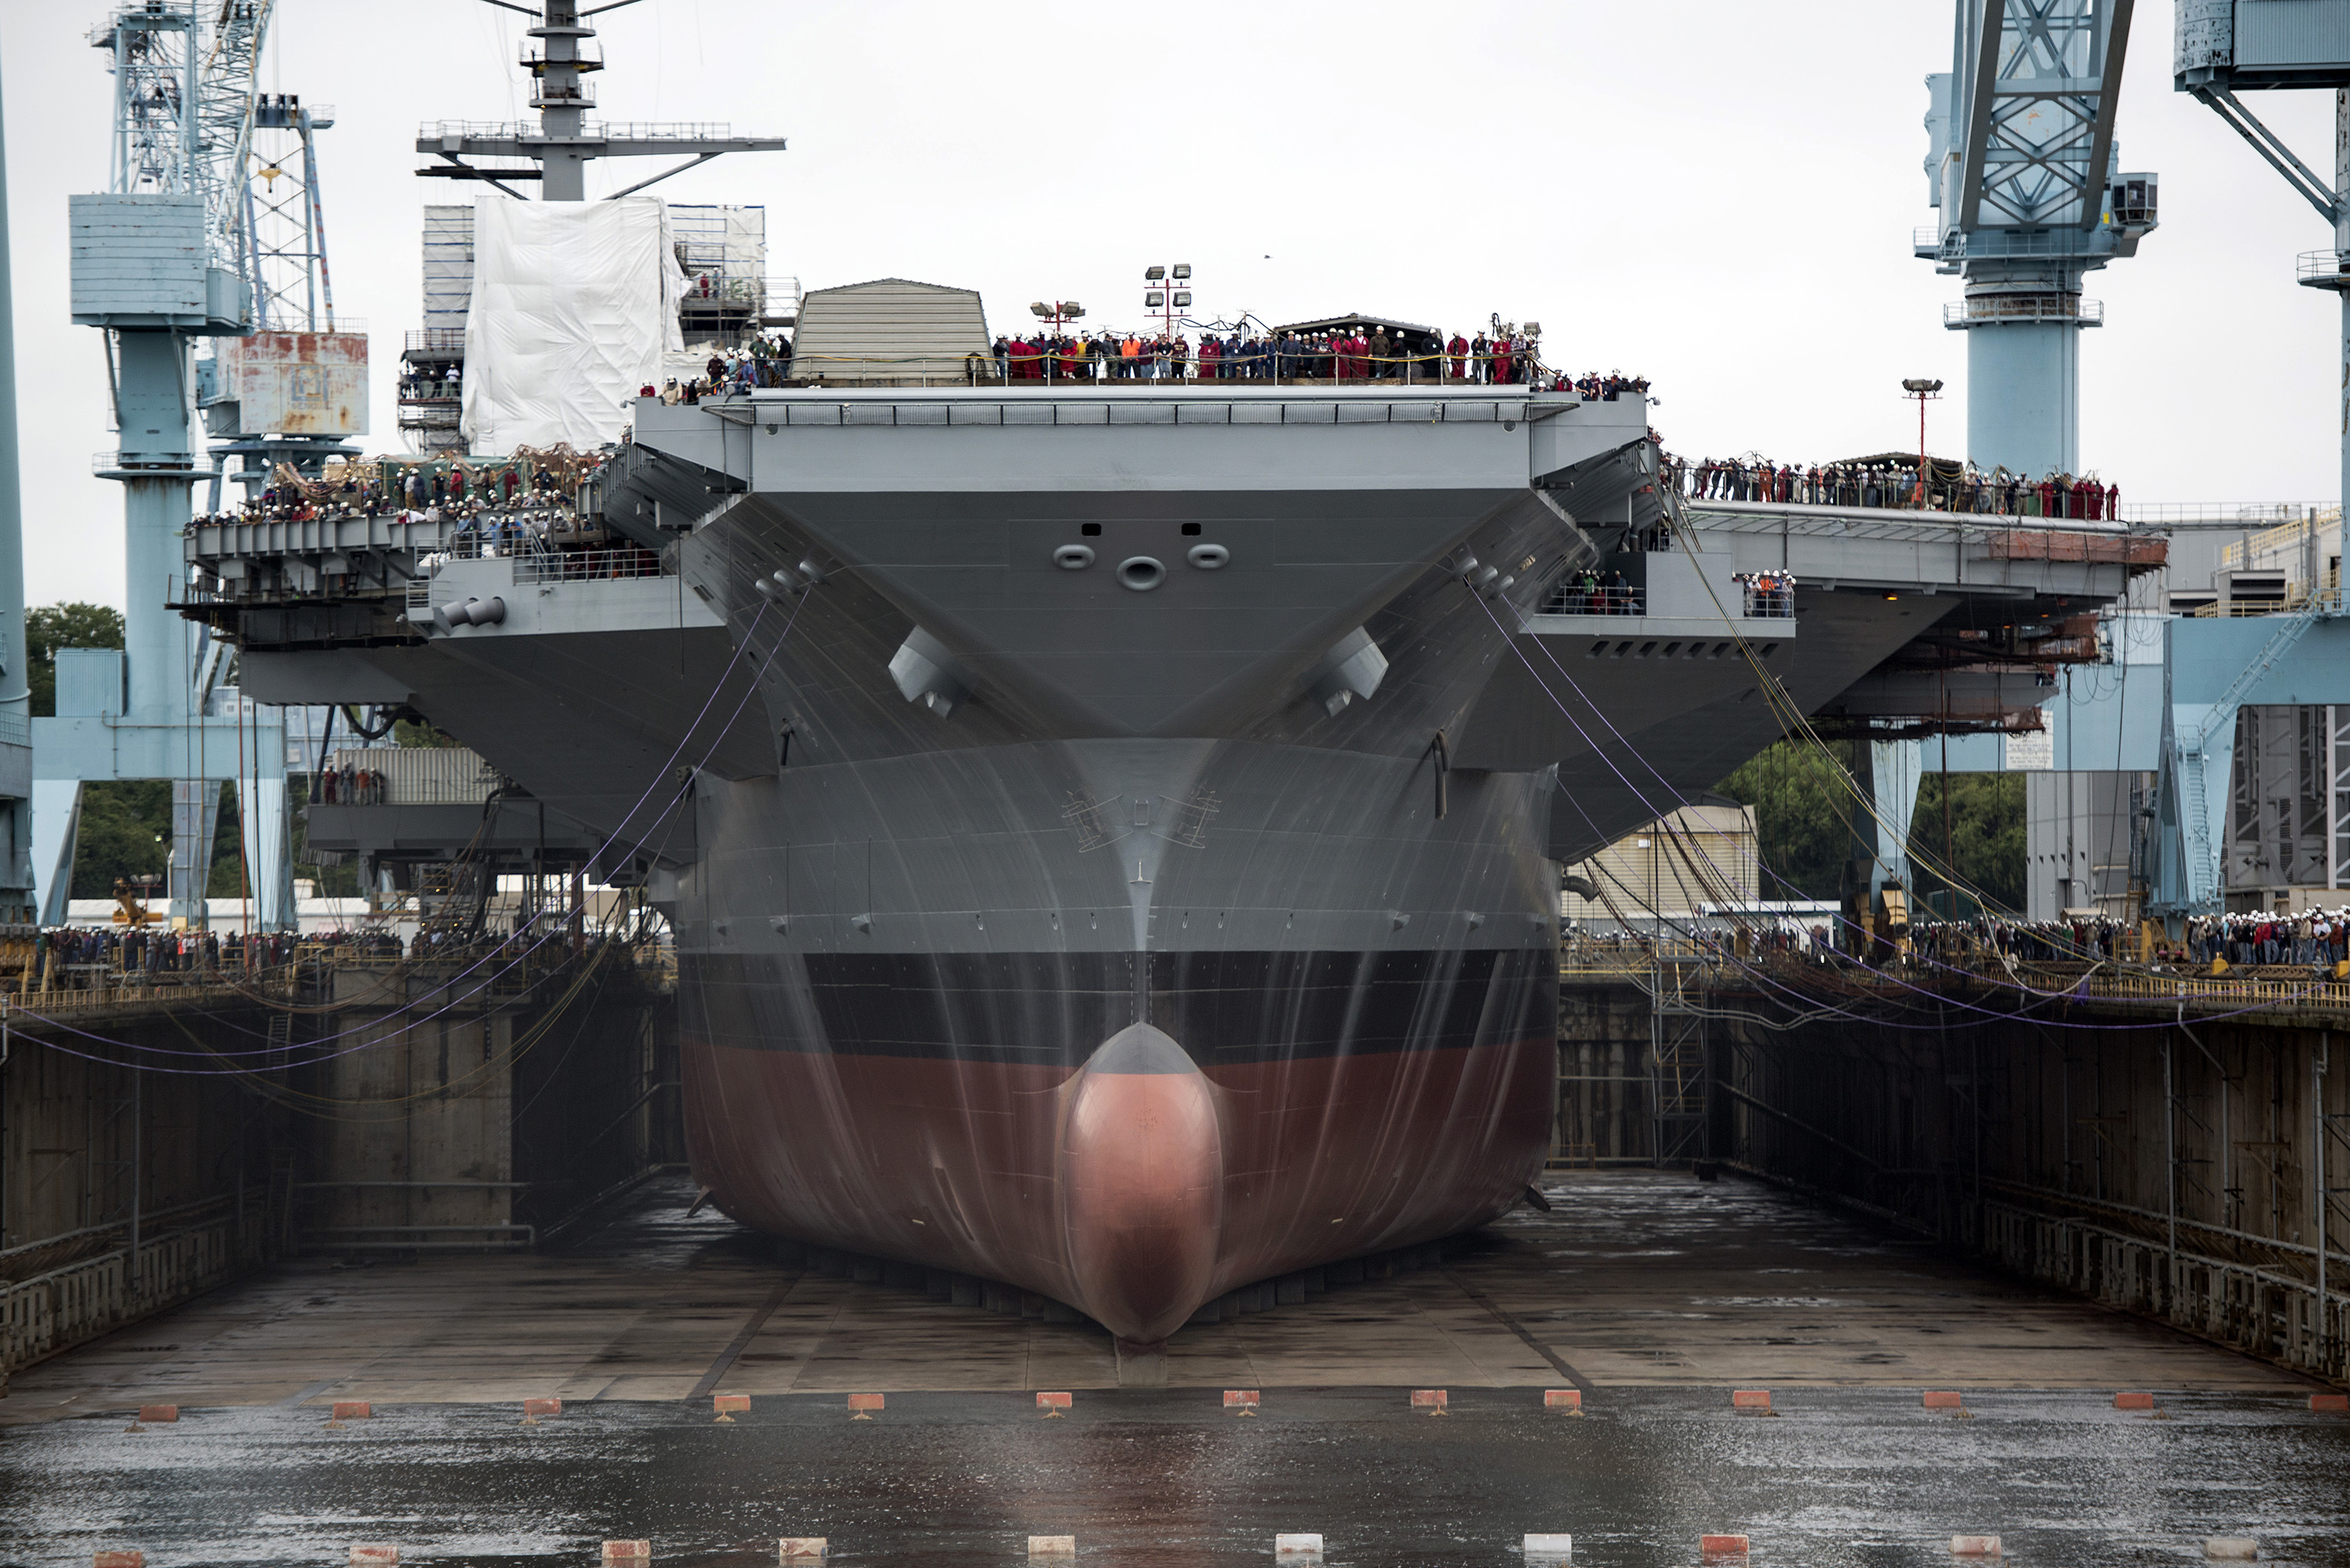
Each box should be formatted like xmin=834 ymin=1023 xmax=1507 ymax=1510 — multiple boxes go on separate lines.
xmin=2235 ymin=0 xmax=2350 ymax=74
xmin=329 ymin=746 xmax=503 ymax=805
xmin=69 ymin=193 xmax=207 ymax=324
xmin=789 ymin=278 xmax=989 ymax=385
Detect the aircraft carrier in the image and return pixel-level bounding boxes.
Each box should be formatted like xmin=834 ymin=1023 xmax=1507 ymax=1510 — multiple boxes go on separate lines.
xmin=174 ymin=0 xmax=2154 ymax=1380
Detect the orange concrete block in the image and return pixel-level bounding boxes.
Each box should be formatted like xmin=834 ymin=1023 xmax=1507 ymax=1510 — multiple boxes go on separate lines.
xmin=1543 ymin=1389 xmax=1582 ymax=1409
xmin=1950 ymin=1535 xmax=2003 ymax=1556
xmin=1409 ymin=1389 xmax=1448 ymax=1409
xmin=349 ymin=1548 xmax=400 ymax=1566
xmin=330 ymin=1401 xmax=371 ymax=1422
xmin=1223 ymin=1389 xmax=1260 ymax=1408
xmin=1730 ymin=1389 xmax=1771 ymax=1410
xmin=2113 ymin=1392 xmax=2156 ymax=1410
xmin=777 ymin=1541 xmax=829 ymax=1561
xmin=602 ymin=1542 xmax=651 ymax=1564
xmin=1701 ymin=1535 xmax=1750 ymax=1561
xmin=136 ymin=1404 xmax=179 ymax=1423
xmin=713 ymin=1394 xmax=751 ymax=1414
xmin=1036 ymin=1392 xmax=1072 ymax=1413
xmin=2312 ymin=1393 xmax=2348 ymax=1414
xmin=847 ymin=1393 xmax=885 ymax=1414
xmin=93 ymin=1553 xmax=145 ymax=1568
xmin=1923 ymin=1391 xmax=1964 ymax=1410
xmin=522 ymin=1398 xmax=561 ymax=1418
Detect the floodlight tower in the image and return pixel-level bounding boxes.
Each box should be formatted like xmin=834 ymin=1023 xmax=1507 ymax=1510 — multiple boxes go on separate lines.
xmin=49 ymin=0 xmax=291 ymax=928
xmin=1919 ymin=0 xmax=2157 ymax=479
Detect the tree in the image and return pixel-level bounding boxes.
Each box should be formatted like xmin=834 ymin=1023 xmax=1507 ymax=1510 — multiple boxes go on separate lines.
xmin=27 ymin=602 xmax=125 ymax=717
xmin=394 ymin=716 xmax=458 ymax=748
xmin=1712 ymin=739 xmax=1860 ymax=901
xmin=1906 ymin=771 xmax=2026 ymax=916
xmin=1713 ymin=740 xmax=2027 ymax=914
xmin=70 ymin=781 xmax=168 ymax=899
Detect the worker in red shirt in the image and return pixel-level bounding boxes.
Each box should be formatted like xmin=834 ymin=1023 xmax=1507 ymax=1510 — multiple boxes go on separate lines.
xmin=1447 ymin=332 xmax=1468 ymax=381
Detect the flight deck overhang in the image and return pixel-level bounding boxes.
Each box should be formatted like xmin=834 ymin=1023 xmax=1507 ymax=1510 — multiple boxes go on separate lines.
xmin=624 ymin=386 xmax=1650 ymax=501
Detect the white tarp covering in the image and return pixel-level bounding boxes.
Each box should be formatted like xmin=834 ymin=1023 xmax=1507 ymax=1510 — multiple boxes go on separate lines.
xmin=460 ymin=197 xmax=685 ymax=452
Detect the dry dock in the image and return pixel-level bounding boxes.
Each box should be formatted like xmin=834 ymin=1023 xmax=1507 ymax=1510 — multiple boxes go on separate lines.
xmin=4 ymin=1170 xmax=2319 ymax=1414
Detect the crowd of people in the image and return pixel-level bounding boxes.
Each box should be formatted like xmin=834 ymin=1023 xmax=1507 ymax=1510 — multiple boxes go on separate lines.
xmin=313 ymin=761 xmax=386 ymax=806
xmin=187 ymin=446 xmax=622 ymax=591
xmin=31 ymin=924 xmax=316 ymax=983
xmin=2183 ymin=909 xmax=2350 ymax=970
xmin=1549 ymin=566 xmax=1640 ymax=615
xmin=1667 ymin=453 xmax=2120 ymax=521
xmin=24 ymin=921 xmax=550 ymax=991
xmin=645 ymin=333 xmax=797 ymax=405
xmin=975 ymin=325 xmax=1654 ymax=398
xmin=1894 ymin=909 xmax=2350 ymax=973
xmin=984 ymin=327 xmax=1564 ymax=385
xmin=1735 ymin=572 xmax=1797 ymax=619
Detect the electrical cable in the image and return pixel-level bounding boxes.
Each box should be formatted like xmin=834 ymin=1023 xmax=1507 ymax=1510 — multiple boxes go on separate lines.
xmin=18 ymin=570 xmax=815 ymax=1074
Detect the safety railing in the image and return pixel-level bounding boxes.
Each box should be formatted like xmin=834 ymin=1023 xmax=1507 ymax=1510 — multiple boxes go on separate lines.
xmin=298 ymin=1223 xmax=536 ymax=1255
xmin=2297 ymin=249 xmax=2350 ymax=286
xmin=9 ymin=967 xmax=305 ymax=1013
xmin=1943 ymin=295 xmax=2104 ymax=327
xmin=1561 ymin=938 xmax=2350 ymax=1018
xmin=418 ymin=119 xmax=747 ymax=143
xmin=1685 ymin=475 xmax=2137 ymax=526
xmin=2218 ymin=506 xmax=2345 ymax=570
xmin=404 ymin=328 xmax=467 ymax=355
xmin=512 ymin=546 xmax=667 ymax=585
xmin=774 ymin=349 xmax=1573 ymax=390
xmin=1 ymin=1201 xmax=274 ymax=1375
xmin=2187 ymin=587 xmax=2339 ymax=618
xmin=92 ymin=451 xmax=196 ymax=477
xmin=1537 ymin=582 xmax=1647 ymax=617
xmin=2124 ymin=501 xmax=2316 ymax=528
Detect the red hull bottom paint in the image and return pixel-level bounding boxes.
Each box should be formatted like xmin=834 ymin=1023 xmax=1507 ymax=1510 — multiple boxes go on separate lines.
xmin=679 ymin=1028 xmax=1556 ymax=1345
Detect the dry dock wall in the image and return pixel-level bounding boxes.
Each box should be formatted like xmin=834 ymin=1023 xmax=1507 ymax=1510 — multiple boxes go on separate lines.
xmin=0 ymin=957 xmax=678 ymax=1380
xmin=1560 ymin=972 xmax=2350 ymax=1385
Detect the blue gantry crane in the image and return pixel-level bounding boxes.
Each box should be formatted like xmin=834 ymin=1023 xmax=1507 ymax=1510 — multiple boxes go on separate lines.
xmin=1920 ymin=0 xmax=2157 ymax=479
xmin=48 ymin=0 xmax=292 ymax=928
xmin=2145 ymin=1 xmax=2350 ymax=918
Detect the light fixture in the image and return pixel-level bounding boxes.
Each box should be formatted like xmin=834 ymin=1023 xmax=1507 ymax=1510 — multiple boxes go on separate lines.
xmin=1061 ymin=302 xmax=1084 ymax=317
xmin=1884 ymin=592 xmax=1901 ymax=601
xmin=1145 ymin=291 xmax=1164 ymax=308
xmin=1144 ymin=266 xmax=1166 ymax=281
xmin=1172 ymin=263 xmax=1192 ymax=279
xmin=1029 ymin=302 xmax=1050 ymax=318
xmin=1902 ymin=378 xmax=1944 ymax=394
xmin=1173 ymin=291 xmax=1191 ymax=308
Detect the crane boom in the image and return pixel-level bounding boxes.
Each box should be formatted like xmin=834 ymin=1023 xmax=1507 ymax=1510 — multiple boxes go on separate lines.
xmin=196 ymin=0 xmax=275 ymax=288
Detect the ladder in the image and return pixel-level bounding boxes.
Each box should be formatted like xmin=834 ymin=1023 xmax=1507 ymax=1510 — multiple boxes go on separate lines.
xmin=1648 ymin=954 xmax=1710 ymax=1163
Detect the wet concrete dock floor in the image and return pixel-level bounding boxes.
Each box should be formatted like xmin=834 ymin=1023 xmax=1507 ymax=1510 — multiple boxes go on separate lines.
xmin=4 ymin=1172 xmax=2345 ymax=1565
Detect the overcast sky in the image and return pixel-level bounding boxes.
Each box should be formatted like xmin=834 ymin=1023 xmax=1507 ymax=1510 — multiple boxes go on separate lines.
xmin=4 ymin=0 xmax=2343 ymax=612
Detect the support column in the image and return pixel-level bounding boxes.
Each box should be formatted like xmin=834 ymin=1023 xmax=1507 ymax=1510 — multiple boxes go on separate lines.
xmin=168 ymin=779 xmax=219 ymax=926
xmin=0 ymin=64 xmax=31 ymax=921
xmin=1965 ymin=313 xmax=2084 ymax=479
xmin=2337 ymin=87 xmax=2349 ymax=591
xmin=1867 ymin=738 xmax=1925 ymax=896
xmin=30 ymin=779 xmax=82 ymax=927
xmin=237 ymin=771 xmax=292 ymax=930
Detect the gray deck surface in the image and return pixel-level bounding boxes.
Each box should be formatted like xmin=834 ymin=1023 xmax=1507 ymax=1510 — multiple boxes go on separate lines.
xmin=2 ymin=1171 xmax=2317 ymax=1419
xmin=5 ymin=1172 xmax=2345 ymax=1567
